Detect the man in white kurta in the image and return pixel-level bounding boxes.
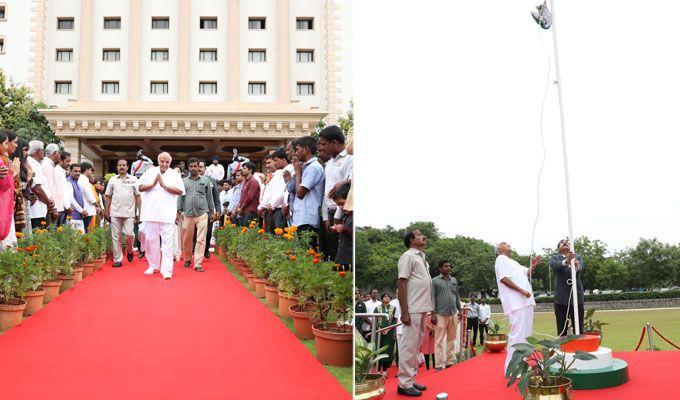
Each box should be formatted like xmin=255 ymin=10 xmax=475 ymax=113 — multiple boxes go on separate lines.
xmin=138 ymin=152 xmax=185 ymax=280
xmin=494 ymin=242 xmax=541 ymax=373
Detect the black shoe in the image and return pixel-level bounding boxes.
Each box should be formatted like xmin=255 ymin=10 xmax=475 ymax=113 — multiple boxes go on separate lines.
xmin=184 ymin=260 xmax=192 ymax=269
xmin=127 ymin=253 xmax=134 ymax=262
xmin=397 ymin=387 xmax=422 ymax=397
xmin=113 ymin=262 xmax=122 ymax=268
xmin=445 ymin=364 xmax=453 ymax=369
xmin=413 ymin=383 xmax=427 ymax=391
xmin=204 ymin=251 xmax=211 ymax=259
xmin=138 ymin=251 xmax=145 ymax=259
xmin=195 ymin=267 xmax=206 ymax=272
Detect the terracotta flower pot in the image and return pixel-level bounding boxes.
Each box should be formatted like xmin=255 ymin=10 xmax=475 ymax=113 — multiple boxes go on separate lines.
xmin=96 ymin=256 xmax=107 ymax=270
xmin=73 ymin=266 xmax=84 ymax=284
xmin=278 ymin=292 xmax=297 ymax=318
xmin=289 ymin=304 xmax=315 ymax=340
xmin=484 ymin=334 xmax=508 ymax=353
xmin=312 ymin=322 xmax=353 ymax=366
xmin=41 ymin=280 xmax=62 ymax=303
xmin=253 ymin=278 xmax=267 ymax=298
xmin=58 ymin=274 xmax=76 ymax=293
xmin=245 ymin=272 xmax=255 ymax=290
xmin=80 ymin=261 xmax=96 ymax=278
xmin=0 ymin=298 xmax=27 ymax=331
xmin=22 ymin=287 xmax=46 ymax=316
xmin=264 ymin=285 xmax=279 ymax=308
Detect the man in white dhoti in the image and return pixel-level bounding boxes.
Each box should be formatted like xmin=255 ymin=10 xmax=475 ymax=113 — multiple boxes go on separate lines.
xmin=138 ymin=152 xmax=185 ymax=280
xmin=494 ymin=242 xmax=541 ymax=374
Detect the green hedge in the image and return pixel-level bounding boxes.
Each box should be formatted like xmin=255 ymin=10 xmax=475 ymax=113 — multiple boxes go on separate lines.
xmin=466 ymin=290 xmax=680 ymax=304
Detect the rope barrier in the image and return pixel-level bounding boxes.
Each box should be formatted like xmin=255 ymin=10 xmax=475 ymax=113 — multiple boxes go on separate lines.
xmin=651 ymin=326 xmax=680 ymax=350
xmin=634 ymin=326 xmax=647 ymax=351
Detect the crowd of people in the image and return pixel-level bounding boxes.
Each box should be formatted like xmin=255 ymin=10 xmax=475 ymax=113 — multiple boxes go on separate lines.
xmin=0 ymin=125 xmax=354 ymax=281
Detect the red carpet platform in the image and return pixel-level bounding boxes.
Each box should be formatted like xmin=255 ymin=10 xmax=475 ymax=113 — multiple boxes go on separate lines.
xmin=0 ymin=255 xmax=349 ymax=399
xmin=384 ymin=350 xmax=680 ymax=399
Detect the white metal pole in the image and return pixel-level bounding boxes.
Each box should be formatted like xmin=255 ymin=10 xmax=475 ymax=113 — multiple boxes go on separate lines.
xmin=549 ymin=0 xmax=580 ymax=335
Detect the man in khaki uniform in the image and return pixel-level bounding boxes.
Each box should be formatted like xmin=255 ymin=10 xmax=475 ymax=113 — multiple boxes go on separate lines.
xmin=105 ymin=159 xmax=141 ymax=268
xmin=177 ymin=158 xmax=216 ymax=272
xmin=396 ymin=229 xmax=433 ymax=397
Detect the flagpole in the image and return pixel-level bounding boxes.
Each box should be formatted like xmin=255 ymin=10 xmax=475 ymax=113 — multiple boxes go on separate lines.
xmin=549 ymin=0 xmax=580 ymax=335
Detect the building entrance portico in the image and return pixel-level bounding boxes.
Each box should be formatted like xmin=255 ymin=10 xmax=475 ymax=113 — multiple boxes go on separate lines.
xmin=40 ymin=101 xmax=327 ymax=176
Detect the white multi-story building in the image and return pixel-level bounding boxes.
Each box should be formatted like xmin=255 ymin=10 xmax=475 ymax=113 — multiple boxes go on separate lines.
xmin=0 ymin=0 xmax=342 ymax=173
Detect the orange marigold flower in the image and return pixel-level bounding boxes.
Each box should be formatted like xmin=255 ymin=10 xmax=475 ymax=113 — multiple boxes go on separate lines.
xmin=289 ymin=255 xmax=296 ymax=261
xmin=15 ymin=232 xmax=23 ymax=239
xmin=307 ymin=249 xmax=316 ymax=256
xmin=312 ymin=257 xmax=320 ymax=264
xmin=40 ymin=221 xmax=47 ymax=226
xmin=289 ymin=226 xmax=298 ymax=233
xmin=17 ymin=247 xmax=24 ymax=252
xmin=241 ymin=227 xmax=248 ymax=234
xmin=84 ymin=237 xmax=90 ymax=243
xmin=56 ymin=227 xmax=64 ymax=233
xmin=338 ymin=271 xmax=347 ymax=278
xmin=274 ymin=228 xmax=284 ymax=235
xmin=257 ymin=229 xmax=264 ymax=234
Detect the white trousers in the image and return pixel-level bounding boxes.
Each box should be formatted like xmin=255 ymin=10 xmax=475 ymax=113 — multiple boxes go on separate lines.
xmin=143 ymin=221 xmax=175 ymax=276
xmin=505 ymin=305 xmax=534 ymax=373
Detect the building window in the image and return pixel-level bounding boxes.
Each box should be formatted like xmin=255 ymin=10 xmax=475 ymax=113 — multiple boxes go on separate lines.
xmin=0 ymin=38 xmax=4 ymax=54
xmin=151 ymin=17 xmax=169 ymax=29
xmin=200 ymin=17 xmax=217 ymax=30
xmin=54 ymin=81 xmax=72 ymax=94
xmin=297 ymin=82 xmax=315 ymax=96
xmin=248 ymin=82 xmax=266 ymax=95
xmin=103 ymin=17 xmax=121 ymax=29
xmin=296 ymin=49 xmax=314 ymax=63
xmin=199 ymin=81 xmax=217 ymax=94
xmin=150 ymin=81 xmax=168 ymax=94
xmin=0 ymin=5 xmax=6 ymax=21
xmin=248 ymin=17 xmax=265 ymax=30
xmin=248 ymin=49 xmax=266 ymax=62
xmin=296 ymin=17 xmax=313 ymax=30
xmin=199 ymin=49 xmax=217 ymax=62
xmin=56 ymin=49 xmax=73 ymax=62
xmin=57 ymin=17 xmax=75 ymax=30
xmin=151 ymin=48 xmax=169 ymax=61
xmin=102 ymin=48 xmax=120 ymax=61
xmin=101 ymin=81 xmax=120 ymax=94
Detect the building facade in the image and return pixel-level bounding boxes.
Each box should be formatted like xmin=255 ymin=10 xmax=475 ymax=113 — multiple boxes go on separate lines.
xmin=0 ymin=0 xmax=342 ymax=173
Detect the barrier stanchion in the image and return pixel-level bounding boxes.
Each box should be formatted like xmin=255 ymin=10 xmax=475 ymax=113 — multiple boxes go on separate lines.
xmin=645 ymin=322 xmax=655 ymax=351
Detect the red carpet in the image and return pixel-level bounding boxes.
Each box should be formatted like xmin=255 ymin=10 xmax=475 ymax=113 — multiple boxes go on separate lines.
xmin=384 ymin=350 xmax=680 ymax=399
xmin=0 ymin=255 xmax=350 ymax=399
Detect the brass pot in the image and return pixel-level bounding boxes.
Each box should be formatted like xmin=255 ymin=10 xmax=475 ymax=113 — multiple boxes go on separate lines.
xmin=526 ymin=377 xmax=573 ymax=400
xmin=355 ymin=374 xmax=386 ymax=400
xmin=484 ymin=334 xmax=507 ymax=353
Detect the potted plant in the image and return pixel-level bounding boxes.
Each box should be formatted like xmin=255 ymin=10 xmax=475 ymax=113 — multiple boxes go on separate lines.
xmin=0 ymin=248 xmax=31 ymax=330
xmin=310 ymin=262 xmax=353 ymax=367
xmin=15 ymin=244 xmax=48 ymax=316
xmin=583 ymin=309 xmax=608 ymax=345
xmin=506 ymin=336 xmax=597 ymax=399
xmin=484 ymin=320 xmax=508 ymax=352
xmin=355 ymin=332 xmax=389 ymax=400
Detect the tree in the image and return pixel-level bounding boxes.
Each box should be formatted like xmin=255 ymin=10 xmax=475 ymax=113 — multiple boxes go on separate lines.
xmin=623 ymin=238 xmax=678 ymax=289
xmin=0 ymin=72 xmax=58 ymax=144
xmin=337 ymin=99 xmax=353 ymax=135
xmin=573 ymin=236 xmax=610 ymax=291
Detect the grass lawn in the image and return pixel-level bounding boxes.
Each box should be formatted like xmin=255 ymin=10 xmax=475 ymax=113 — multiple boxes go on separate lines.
xmin=489 ymin=308 xmax=680 ymax=351
xmin=220 ymin=257 xmax=352 ymax=394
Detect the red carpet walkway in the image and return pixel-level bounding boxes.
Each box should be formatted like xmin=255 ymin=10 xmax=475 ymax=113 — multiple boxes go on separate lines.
xmin=384 ymin=350 xmax=680 ymax=399
xmin=0 ymin=255 xmax=350 ymax=399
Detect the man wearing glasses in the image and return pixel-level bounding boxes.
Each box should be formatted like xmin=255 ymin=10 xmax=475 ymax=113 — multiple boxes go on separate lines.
xmin=494 ymin=242 xmax=541 ymax=374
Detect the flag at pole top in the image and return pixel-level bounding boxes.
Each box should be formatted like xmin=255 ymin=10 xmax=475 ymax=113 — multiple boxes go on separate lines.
xmin=532 ymin=1 xmax=553 ymax=29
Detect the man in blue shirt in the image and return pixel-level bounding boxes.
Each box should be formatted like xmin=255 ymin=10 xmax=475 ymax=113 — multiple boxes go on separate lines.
xmin=291 ymin=136 xmax=324 ymax=247
xmin=227 ymin=171 xmax=244 ymax=226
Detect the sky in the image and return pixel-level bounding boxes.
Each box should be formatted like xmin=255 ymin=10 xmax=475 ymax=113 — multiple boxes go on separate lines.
xmin=354 ymin=0 xmax=680 ymax=254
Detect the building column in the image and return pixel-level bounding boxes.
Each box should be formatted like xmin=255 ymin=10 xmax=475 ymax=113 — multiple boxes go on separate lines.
xmin=128 ymin=0 xmax=141 ymax=101
xmin=28 ymin=0 xmax=48 ymax=102
xmin=323 ymin=0 xmax=343 ymax=124
xmin=62 ymin=137 xmax=81 ymax=163
xmin=78 ymin=0 xmax=93 ymax=101
xmin=277 ymin=0 xmax=291 ymax=103
xmin=227 ymin=0 xmax=239 ymax=102
xmin=177 ymin=0 xmax=190 ymax=102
